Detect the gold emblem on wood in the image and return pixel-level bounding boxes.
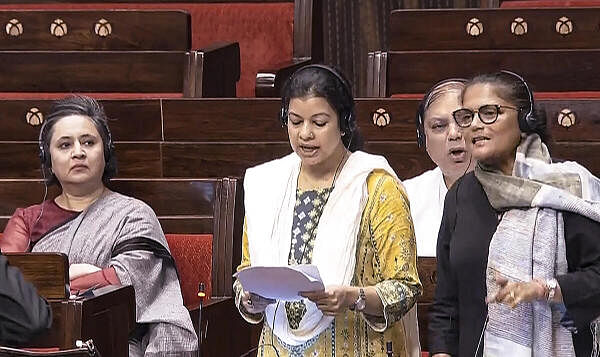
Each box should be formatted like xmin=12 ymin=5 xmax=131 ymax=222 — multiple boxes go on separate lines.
xmin=558 ymin=108 xmax=576 ymax=128
xmin=466 ymin=17 xmax=483 ymax=37
xmin=5 ymin=19 xmax=23 ymax=37
xmin=511 ymin=17 xmax=528 ymax=36
xmin=372 ymin=108 xmax=391 ymax=128
xmin=556 ymin=16 xmax=573 ymax=35
xmin=94 ymin=18 xmax=112 ymax=37
xmin=26 ymin=108 xmax=44 ymax=126
xmin=50 ymin=18 xmax=68 ymax=38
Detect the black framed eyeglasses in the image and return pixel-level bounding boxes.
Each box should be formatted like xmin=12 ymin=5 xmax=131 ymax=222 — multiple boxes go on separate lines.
xmin=452 ymin=104 xmax=519 ymax=128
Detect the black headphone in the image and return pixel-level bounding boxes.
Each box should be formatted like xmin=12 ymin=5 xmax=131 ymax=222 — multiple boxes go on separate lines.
xmin=38 ymin=116 xmax=115 ymax=177
xmin=499 ymin=70 xmax=536 ymax=133
xmin=279 ymin=64 xmax=356 ymax=142
xmin=416 ymin=78 xmax=467 ymax=148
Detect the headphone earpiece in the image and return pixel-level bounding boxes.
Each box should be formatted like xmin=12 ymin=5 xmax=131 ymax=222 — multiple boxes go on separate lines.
xmin=416 ymin=102 xmax=426 ymax=148
xmin=38 ymin=121 xmax=49 ymax=169
xmin=500 ymin=70 xmax=535 ymax=133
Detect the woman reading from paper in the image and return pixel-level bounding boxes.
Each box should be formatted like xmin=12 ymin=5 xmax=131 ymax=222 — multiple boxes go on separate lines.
xmin=428 ymin=71 xmax=600 ymax=357
xmin=0 ymin=96 xmax=197 ymax=356
xmin=233 ymin=65 xmax=422 ymax=356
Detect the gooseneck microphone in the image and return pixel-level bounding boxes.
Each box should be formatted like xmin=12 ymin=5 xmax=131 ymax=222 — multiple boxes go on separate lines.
xmin=386 ymin=341 xmax=393 ymax=356
xmin=197 ymin=283 xmax=205 ymax=357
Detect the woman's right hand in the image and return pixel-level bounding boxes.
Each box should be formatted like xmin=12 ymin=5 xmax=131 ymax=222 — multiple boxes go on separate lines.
xmin=241 ymin=291 xmax=275 ymax=314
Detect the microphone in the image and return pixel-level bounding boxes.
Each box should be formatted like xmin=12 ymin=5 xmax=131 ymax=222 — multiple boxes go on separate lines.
xmin=197 ymin=283 xmax=206 ymax=357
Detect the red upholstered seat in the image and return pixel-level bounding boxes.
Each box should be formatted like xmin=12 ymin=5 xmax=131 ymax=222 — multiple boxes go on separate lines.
xmin=534 ymin=92 xmax=600 ymax=99
xmin=0 ymin=3 xmax=294 ymax=97
xmin=0 ymin=232 xmax=213 ymax=309
xmin=165 ymin=233 xmax=213 ymax=309
xmin=390 ymin=93 xmax=425 ymax=99
xmin=391 ymin=92 xmax=600 ymax=99
xmin=501 ymin=0 xmax=600 ymax=7
xmin=0 ymin=93 xmax=184 ymax=100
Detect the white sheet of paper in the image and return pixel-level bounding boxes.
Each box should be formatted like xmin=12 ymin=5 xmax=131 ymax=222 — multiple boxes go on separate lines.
xmin=233 ymin=264 xmax=324 ymax=301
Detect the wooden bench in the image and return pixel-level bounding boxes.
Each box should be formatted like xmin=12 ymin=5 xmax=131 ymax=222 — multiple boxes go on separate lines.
xmin=0 ymin=177 xmax=252 ymax=357
xmin=0 ymin=10 xmax=240 ymax=98
xmin=2 ymin=253 xmax=135 ymax=357
xmin=368 ymin=8 xmax=600 ymax=97
xmin=0 ymin=97 xmax=598 ymax=179
xmin=417 ymin=257 xmax=436 ymax=352
xmin=369 ymin=49 xmax=600 ymax=96
xmin=0 ymin=1 xmax=323 ymax=97
xmin=389 ymin=8 xmax=600 ymax=51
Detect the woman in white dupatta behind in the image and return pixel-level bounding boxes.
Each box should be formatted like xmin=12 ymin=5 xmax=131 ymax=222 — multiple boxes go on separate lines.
xmin=233 ymin=65 xmax=422 ymax=356
xmin=428 ymin=71 xmax=600 ymax=357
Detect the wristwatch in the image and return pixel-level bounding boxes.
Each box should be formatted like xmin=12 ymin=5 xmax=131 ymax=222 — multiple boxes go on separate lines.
xmin=350 ymin=288 xmax=366 ymax=312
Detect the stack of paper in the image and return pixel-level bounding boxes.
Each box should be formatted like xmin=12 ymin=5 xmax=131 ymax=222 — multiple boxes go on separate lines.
xmin=233 ymin=264 xmax=324 ymax=301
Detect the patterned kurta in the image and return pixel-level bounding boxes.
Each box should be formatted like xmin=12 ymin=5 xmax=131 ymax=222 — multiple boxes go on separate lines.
xmin=234 ymin=169 xmax=422 ymax=356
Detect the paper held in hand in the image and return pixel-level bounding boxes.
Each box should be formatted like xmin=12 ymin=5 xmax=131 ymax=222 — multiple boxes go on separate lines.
xmin=233 ymin=264 xmax=324 ymax=301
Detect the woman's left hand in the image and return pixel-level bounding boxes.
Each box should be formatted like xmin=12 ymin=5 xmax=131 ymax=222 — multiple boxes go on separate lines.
xmin=300 ymin=285 xmax=355 ymax=316
xmin=487 ymin=273 xmax=545 ymax=308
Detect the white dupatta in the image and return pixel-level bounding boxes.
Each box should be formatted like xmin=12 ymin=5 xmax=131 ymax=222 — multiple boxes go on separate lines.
xmin=243 ymin=151 xmax=398 ymax=346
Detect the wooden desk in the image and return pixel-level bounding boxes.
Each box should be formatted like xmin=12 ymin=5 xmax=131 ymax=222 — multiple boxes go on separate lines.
xmin=4 ymin=254 xmax=135 ymax=357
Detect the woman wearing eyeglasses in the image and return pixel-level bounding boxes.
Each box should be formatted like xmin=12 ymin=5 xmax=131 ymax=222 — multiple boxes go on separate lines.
xmin=428 ymin=71 xmax=600 ymax=357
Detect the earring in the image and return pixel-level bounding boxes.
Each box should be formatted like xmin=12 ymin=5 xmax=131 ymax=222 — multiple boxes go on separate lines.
xmin=341 ymin=132 xmax=346 ymax=137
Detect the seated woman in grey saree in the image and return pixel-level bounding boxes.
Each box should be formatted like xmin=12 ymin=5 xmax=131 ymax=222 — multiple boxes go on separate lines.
xmin=0 ymin=96 xmax=198 ymax=356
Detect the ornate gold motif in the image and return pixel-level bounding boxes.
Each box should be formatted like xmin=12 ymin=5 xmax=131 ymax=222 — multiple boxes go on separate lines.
xmin=26 ymin=108 xmax=44 ymax=126
xmin=558 ymin=108 xmax=576 ymax=128
xmin=94 ymin=18 xmax=112 ymax=37
xmin=372 ymin=108 xmax=391 ymax=128
xmin=466 ymin=17 xmax=483 ymax=37
xmin=556 ymin=16 xmax=573 ymax=35
xmin=5 ymin=18 xmax=23 ymax=37
xmin=511 ymin=17 xmax=528 ymax=36
xmin=50 ymin=18 xmax=68 ymax=38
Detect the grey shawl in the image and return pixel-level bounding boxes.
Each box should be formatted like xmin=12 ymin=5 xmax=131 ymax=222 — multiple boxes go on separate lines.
xmin=32 ymin=190 xmax=198 ymax=356
xmin=476 ymin=134 xmax=600 ymax=357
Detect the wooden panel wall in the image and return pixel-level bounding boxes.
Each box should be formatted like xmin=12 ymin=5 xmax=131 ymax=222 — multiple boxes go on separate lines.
xmin=386 ymin=50 xmax=600 ymax=94
xmin=0 ymin=11 xmax=190 ymax=50
xmin=390 ymin=8 xmax=600 ymax=50
xmin=0 ymin=98 xmax=598 ymax=179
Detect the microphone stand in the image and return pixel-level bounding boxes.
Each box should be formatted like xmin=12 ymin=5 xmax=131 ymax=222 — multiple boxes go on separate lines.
xmin=197 ymin=283 xmax=206 ymax=357
xmin=386 ymin=341 xmax=393 ymax=357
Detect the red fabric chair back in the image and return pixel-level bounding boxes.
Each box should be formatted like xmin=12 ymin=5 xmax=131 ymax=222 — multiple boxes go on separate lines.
xmin=165 ymin=233 xmax=213 ymax=308
xmin=501 ymin=0 xmax=600 ymax=7
xmin=0 ymin=232 xmax=213 ymax=308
